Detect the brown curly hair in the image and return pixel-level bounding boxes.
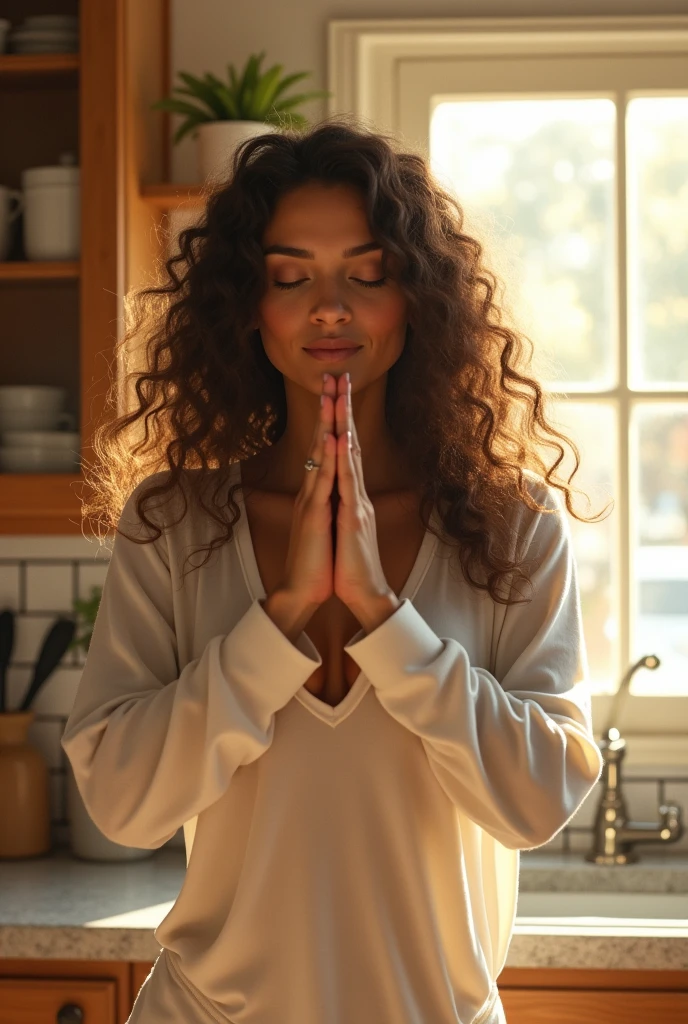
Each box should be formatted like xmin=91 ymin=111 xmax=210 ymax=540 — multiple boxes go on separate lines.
xmin=82 ymin=113 xmax=612 ymax=605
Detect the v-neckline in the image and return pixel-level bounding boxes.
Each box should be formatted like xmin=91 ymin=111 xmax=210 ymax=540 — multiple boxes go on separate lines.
xmin=230 ymin=459 xmax=439 ymax=726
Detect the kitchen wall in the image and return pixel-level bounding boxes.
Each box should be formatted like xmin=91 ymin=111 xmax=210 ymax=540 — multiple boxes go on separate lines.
xmin=2 ymin=0 xmax=686 ymax=857
xmin=169 ymin=0 xmax=688 ymax=182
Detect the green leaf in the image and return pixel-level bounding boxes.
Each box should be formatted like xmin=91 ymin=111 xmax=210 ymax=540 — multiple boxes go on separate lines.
xmin=272 ymin=91 xmax=327 ymax=113
xmin=228 ymin=63 xmax=240 ymax=97
xmin=177 ymin=71 xmax=226 ymax=118
xmin=172 ymin=116 xmax=210 ymax=145
xmin=251 ymin=63 xmax=285 ymax=116
xmin=151 ymin=97 xmax=213 ymax=120
xmin=236 ymin=52 xmax=264 ymax=112
xmin=264 ymin=109 xmax=307 ymax=128
xmin=213 ymin=83 xmax=241 ymax=119
xmin=270 ymin=70 xmax=310 ymax=103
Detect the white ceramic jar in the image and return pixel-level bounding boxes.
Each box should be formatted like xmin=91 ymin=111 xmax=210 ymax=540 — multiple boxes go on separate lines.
xmin=21 ymin=152 xmax=80 ymax=260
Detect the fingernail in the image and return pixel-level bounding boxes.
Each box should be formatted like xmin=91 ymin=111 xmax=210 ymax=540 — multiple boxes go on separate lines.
xmin=323 ymin=373 xmax=330 ymax=384
xmin=320 ymin=394 xmax=325 ymax=407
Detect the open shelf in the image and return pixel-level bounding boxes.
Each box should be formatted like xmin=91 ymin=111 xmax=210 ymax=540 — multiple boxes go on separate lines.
xmin=1 ymin=0 xmax=170 ymax=534
xmin=0 ymin=53 xmax=79 ymax=77
xmin=0 ymin=261 xmax=80 ymax=281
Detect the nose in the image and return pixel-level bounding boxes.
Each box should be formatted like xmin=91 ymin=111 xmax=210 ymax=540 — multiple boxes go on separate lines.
xmin=309 ymin=284 xmax=352 ymax=326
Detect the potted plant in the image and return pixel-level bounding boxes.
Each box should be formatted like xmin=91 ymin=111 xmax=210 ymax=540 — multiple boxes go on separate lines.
xmin=69 ymin=585 xmax=102 ymax=656
xmin=152 ymin=51 xmax=331 ymax=184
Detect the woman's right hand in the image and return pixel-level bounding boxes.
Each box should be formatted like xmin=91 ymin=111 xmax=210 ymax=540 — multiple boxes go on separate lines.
xmin=278 ymin=372 xmax=338 ymax=610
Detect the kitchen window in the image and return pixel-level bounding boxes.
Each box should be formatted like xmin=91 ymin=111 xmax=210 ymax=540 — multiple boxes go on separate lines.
xmin=329 ymin=15 xmax=688 ymax=747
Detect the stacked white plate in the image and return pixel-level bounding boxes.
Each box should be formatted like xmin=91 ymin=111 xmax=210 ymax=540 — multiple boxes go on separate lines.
xmin=0 ymin=387 xmax=80 ymax=472
xmin=9 ymin=15 xmax=79 ymax=54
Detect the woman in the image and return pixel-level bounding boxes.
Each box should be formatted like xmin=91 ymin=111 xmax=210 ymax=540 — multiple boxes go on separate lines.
xmin=62 ymin=116 xmax=609 ymax=1024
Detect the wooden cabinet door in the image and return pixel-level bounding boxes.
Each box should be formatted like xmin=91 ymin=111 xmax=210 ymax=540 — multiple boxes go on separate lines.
xmin=0 ymin=977 xmax=117 ymax=1024
xmin=500 ymin=988 xmax=688 ymax=1024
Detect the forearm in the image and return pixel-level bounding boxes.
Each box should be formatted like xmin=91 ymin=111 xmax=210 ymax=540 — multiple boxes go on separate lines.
xmin=260 ymin=589 xmax=319 ymax=645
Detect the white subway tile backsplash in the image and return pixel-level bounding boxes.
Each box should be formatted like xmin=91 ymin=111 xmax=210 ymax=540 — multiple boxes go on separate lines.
xmin=0 ymin=564 xmax=20 ymax=607
xmin=27 ymin=666 xmax=83 ymax=718
xmin=4 ymin=666 xmax=32 ymax=713
xmin=11 ymin=614 xmax=59 ymax=664
xmin=26 ymin=564 xmax=74 ymax=612
xmin=3 ymin=539 xmax=688 ymax=858
xmin=78 ymin=562 xmax=109 ymax=598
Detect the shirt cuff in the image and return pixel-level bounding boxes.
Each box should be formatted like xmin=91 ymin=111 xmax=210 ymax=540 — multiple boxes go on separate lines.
xmin=229 ymin=597 xmax=323 ymax=703
xmin=343 ymin=597 xmax=445 ymax=691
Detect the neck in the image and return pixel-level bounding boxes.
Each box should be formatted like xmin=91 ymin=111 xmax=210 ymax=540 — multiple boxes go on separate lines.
xmin=248 ymin=374 xmax=414 ymax=496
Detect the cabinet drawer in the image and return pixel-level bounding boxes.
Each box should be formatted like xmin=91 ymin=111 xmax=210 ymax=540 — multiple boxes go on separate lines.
xmin=0 ymin=977 xmax=117 ymax=1024
xmin=500 ymin=988 xmax=688 ymax=1024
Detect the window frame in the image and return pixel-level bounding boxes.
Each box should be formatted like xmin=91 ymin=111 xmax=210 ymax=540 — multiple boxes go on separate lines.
xmin=328 ymin=15 xmax=688 ymax=757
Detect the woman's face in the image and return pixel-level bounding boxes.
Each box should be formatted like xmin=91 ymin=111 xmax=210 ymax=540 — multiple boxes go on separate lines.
xmin=256 ymin=182 xmax=408 ymax=390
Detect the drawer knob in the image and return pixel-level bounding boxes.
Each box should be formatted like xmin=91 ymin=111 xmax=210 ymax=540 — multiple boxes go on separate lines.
xmin=57 ymin=1004 xmax=84 ymax=1024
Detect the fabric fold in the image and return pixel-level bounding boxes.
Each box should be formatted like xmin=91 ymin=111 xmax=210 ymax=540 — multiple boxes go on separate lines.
xmin=344 ymin=488 xmax=603 ymax=851
xmin=61 ymin=483 xmax=321 ymax=850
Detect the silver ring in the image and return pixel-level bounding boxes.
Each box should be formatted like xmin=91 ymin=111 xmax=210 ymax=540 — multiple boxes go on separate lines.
xmin=304 ymin=458 xmax=321 ymax=471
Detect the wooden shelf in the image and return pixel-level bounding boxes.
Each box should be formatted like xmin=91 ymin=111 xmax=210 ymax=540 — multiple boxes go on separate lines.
xmin=0 ymin=53 xmax=79 ymax=76
xmin=0 ymin=261 xmax=80 ymax=281
xmin=0 ymin=473 xmax=83 ymax=535
xmin=140 ymin=183 xmax=204 ymax=209
xmin=2 ymin=0 xmax=170 ymax=533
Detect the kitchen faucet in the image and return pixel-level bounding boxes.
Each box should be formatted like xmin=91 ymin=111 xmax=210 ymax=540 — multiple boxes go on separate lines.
xmin=585 ymin=654 xmax=684 ymax=865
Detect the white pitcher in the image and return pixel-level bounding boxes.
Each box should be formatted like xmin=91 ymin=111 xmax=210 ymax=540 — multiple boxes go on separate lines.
xmin=22 ymin=152 xmax=80 ymax=260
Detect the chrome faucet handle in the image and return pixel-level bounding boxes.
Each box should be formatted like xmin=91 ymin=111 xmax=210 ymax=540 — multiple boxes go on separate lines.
xmin=585 ymin=654 xmax=684 ymax=864
xmin=602 ymin=653 xmax=660 ymax=738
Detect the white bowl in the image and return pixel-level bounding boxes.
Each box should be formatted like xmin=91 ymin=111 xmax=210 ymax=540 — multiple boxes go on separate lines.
xmin=12 ymin=40 xmax=79 ymax=53
xmin=22 ymin=16 xmax=78 ymax=29
xmin=2 ymin=430 xmax=80 ymax=450
xmin=12 ymin=28 xmax=78 ymax=38
xmin=0 ymin=445 xmax=80 ymax=473
xmin=0 ymin=385 xmax=66 ymax=410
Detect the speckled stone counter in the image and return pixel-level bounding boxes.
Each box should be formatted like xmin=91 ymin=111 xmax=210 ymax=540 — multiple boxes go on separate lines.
xmin=1 ymin=845 xmax=687 ymax=969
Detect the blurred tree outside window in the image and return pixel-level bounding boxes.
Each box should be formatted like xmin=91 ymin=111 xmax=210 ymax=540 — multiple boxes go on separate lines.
xmin=430 ymin=95 xmax=688 ymax=699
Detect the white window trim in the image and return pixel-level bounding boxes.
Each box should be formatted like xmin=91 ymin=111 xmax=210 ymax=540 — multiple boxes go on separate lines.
xmin=328 ymin=15 xmax=688 ymax=759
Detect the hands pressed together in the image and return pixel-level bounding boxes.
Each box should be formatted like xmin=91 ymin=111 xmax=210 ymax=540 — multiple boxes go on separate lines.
xmin=279 ymin=371 xmax=400 ymax=632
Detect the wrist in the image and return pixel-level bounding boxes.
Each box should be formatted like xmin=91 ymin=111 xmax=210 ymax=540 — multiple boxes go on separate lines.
xmin=261 ymin=588 xmax=319 ymax=644
xmin=351 ymin=591 xmax=401 ymax=635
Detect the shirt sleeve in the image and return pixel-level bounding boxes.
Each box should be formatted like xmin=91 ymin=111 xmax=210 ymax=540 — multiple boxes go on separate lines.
xmin=344 ymin=484 xmax=604 ymax=851
xmin=61 ymin=480 xmax=322 ymax=850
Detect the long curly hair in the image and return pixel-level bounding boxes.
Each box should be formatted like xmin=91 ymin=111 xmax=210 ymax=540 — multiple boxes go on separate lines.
xmin=82 ymin=113 xmax=611 ymax=605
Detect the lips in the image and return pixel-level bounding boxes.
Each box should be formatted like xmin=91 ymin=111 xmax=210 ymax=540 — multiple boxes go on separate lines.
xmin=303 ymin=338 xmax=360 ymax=350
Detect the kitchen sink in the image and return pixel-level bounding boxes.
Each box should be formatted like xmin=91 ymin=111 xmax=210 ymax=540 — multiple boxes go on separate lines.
xmin=516 ymin=891 xmax=688 ymax=923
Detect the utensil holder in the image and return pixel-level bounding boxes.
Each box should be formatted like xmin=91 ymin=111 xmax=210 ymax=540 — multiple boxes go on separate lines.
xmin=0 ymin=710 xmax=51 ymax=859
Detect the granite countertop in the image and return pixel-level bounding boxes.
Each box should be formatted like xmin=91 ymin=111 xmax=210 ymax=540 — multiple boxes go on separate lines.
xmin=1 ymin=845 xmax=687 ymax=969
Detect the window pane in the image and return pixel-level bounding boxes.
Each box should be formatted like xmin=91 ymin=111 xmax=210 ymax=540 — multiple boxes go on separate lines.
xmin=538 ymin=401 xmax=617 ymax=694
xmin=627 ymin=97 xmax=688 ymax=389
xmin=430 ymin=99 xmax=616 ymax=390
xmin=632 ymin=405 xmax=688 ymax=695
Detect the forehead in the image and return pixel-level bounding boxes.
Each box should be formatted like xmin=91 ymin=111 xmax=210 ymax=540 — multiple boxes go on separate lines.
xmin=264 ymin=183 xmax=371 ymax=245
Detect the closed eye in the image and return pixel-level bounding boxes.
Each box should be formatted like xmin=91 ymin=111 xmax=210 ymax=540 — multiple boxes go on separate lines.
xmin=273 ymin=277 xmax=387 ymax=290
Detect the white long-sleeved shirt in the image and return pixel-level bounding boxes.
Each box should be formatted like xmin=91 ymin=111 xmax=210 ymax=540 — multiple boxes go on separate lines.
xmin=61 ymin=461 xmax=603 ymax=1024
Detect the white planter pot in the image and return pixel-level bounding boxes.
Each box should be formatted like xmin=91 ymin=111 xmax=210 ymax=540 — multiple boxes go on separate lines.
xmin=197 ymin=121 xmax=277 ymax=185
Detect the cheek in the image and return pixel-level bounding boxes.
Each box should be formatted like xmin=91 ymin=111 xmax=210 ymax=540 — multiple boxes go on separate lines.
xmin=257 ymin=293 xmax=297 ymax=338
xmin=366 ymin=290 xmax=407 ymax=333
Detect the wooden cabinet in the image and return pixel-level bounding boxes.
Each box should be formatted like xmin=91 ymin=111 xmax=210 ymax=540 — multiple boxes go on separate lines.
xmin=0 ymin=958 xmax=130 ymax=1024
xmin=0 ymin=0 xmax=171 ymax=534
xmin=1 ymin=959 xmax=687 ymax=1020
xmin=498 ymin=967 xmax=688 ymax=1024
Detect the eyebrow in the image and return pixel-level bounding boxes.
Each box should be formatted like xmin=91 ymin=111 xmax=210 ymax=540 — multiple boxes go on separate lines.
xmin=262 ymin=241 xmax=383 ymax=259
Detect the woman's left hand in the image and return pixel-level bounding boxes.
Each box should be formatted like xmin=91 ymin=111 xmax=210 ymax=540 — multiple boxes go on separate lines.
xmin=331 ymin=372 xmax=396 ymax=618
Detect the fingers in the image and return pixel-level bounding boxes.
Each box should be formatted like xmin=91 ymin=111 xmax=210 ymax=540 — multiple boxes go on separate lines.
xmin=313 ymin=373 xmax=337 ymax=500
xmin=303 ymin=373 xmax=336 ymax=502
